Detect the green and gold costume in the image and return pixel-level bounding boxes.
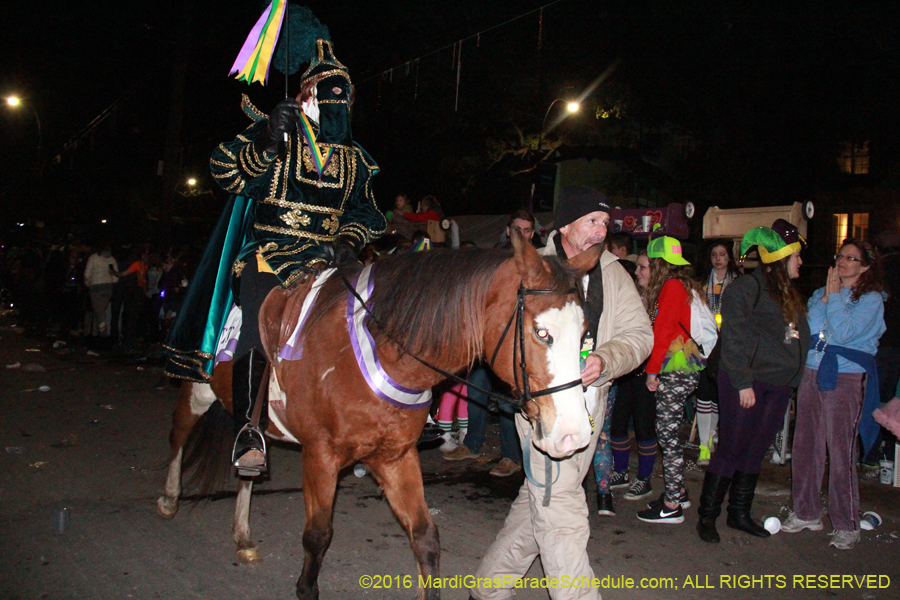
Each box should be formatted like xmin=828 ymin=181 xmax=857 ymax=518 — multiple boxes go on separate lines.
xmin=213 ymin=95 xmax=385 ymax=288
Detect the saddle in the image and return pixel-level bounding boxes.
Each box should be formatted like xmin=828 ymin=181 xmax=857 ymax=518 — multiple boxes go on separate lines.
xmin=258 ymin=270 xmax=321 ymax=364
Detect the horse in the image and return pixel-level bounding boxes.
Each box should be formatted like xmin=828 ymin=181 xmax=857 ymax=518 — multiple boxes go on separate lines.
xmin=156 ymin=233 xmax=600 ymax=600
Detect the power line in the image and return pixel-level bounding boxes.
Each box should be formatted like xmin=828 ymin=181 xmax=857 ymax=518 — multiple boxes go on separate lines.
xmin=356 ymin=0 xmax=569 ymax=86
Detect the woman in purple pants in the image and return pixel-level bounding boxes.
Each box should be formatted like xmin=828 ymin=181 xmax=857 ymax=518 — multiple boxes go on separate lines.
xmin=783 ymin=240 xmax=885 ymax=550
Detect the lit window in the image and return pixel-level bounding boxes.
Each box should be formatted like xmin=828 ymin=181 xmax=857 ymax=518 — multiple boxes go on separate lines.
xmin=833 ymin=212 xmax=869 ymax=254
xmin=838 ymin=141 xmax=870 ymax=175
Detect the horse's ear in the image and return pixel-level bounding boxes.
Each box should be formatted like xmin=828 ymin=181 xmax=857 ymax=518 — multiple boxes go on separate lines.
xmin=512 ymin=227 xmax=546 ymax=281
xmin=566 ymin=243 xmax=602 ymax=277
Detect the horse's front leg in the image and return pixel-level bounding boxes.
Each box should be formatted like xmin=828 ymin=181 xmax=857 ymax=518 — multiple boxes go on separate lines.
xmin=156 ymin=382 xmax=215 ymax=518
xmin=233 ymin=477 xmax=259 ymax=562
xmin=370 ymin=450 xmax=440 ymax=600
xmin=296 ymin=448 xmax=340 ymax=600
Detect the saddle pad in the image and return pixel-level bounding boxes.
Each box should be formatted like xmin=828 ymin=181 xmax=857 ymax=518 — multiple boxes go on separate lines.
xmin=278 ymin=268 xmax=337 ymax=362
xmin=347 ymin=265 xmax=432 ymax=408
xmin=214 ymin=303 xmax=243 ymax=366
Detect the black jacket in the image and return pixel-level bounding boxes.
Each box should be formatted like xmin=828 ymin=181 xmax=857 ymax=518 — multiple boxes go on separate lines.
xmin=719 ymin=268 xmax=810 ymax=390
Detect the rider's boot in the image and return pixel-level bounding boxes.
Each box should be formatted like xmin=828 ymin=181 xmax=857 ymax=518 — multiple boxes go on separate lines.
xmin=231 ymin=348 xmax=270 ymax=477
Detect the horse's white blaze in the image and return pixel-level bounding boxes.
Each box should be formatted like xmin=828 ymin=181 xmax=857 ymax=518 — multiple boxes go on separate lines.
xmin=189 ymin=383 xmax=217 ymax=416
xmin=534 ymin=301 xmax=592 ymax=457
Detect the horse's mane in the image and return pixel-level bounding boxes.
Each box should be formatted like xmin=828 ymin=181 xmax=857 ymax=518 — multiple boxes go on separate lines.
xmin=304 ymin=248 xmax=577 ymax=368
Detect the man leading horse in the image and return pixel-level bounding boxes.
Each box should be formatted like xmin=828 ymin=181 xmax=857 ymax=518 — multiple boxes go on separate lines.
xmin=163 ymin=35 xmax=385 ymax=476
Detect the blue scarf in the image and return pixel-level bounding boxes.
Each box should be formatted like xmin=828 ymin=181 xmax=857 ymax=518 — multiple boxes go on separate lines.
xmin=810 ymin=335 xmax=880 ymax=456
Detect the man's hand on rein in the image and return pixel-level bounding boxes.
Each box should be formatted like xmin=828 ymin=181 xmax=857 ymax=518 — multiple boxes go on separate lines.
xmin=580 ymin=353 xmax=604 ymax=386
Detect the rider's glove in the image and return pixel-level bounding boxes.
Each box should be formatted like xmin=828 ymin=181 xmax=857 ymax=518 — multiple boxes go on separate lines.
xmin=254 ymin=99 xmax=301 ymax=156
xmin=333 ymin=236 xmax=359 ymax=266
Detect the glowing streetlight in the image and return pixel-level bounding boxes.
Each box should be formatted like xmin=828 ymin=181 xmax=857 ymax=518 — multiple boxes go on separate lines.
xmin=4 ymin=94 xmax=42 ymax=153
xmin=538 ymin=99 xmax=580 ymax=152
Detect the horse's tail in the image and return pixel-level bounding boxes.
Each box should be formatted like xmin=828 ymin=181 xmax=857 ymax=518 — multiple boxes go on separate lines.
xmin=182 ymin=401 xmax=235 ymax=501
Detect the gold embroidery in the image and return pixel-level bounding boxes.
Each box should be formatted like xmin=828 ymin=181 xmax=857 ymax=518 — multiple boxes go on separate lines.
xmin=217 ymin=144 xmax=237 ymax=160
xmin=253 ymin=223 xmax=337 ymax=242
xmin=280 ymin=208 xmax=312 ymax=229
xmin=241 ymin=94 xmax=267 ymax=122
xmin=301 ymin=145 xmax=340 ymax=178
xmin=233 ymin=260 xmax=246 ymax=277
xmin=260 ymin=197 xmax=342 ymax=215
xmin=322 ymin=214 xmax=339 ymax=235
xmin=296 ymin=144 xmax=344 ymax=188
xmin=260 ymin=242 xmax=279 ymax=253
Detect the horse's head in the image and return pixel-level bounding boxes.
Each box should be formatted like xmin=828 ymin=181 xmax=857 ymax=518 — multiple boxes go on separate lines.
xmin=487 ymin=231 xmax=601 ymax=459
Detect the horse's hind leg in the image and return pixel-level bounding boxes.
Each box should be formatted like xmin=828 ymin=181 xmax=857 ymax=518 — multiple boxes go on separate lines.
xmin=296 ymin=449 xmax=340 ymax=600
xmin=369 ymin=451 xmax=440 ymax=600
xmin=156 ymin=382 xmax=216 ymax=518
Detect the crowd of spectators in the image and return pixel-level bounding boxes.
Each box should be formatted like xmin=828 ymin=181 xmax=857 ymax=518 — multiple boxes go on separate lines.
xmin=3 ymin=191 xmax=897 ymax=555
xmin=1 ymin=234 xmax=197 ymax=356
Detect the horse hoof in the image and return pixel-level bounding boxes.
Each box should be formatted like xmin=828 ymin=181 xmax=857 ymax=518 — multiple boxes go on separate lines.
xmin=156 ymin=497 xmax=178 ymax=519
xmin=236 ymin=547 xmax=261 ymax=563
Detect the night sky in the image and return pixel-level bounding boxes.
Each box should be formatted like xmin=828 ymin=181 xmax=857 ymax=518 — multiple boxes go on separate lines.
xmin=2 ymin=0 xmax=898 ymax=241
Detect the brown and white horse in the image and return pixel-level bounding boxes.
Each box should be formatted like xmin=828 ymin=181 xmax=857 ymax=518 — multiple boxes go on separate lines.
xmin=156 ymin=234 xmax=600 ymax=600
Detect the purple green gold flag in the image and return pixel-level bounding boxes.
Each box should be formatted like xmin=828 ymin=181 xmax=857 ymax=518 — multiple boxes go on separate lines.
xmin=228 ymin=0 xmax=287 ymax=85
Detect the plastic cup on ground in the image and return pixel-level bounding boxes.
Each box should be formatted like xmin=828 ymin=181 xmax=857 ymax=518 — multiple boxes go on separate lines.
xmin=860 ymin=511 xmax=882 ymax=531
xmin=353 ymin=464 xmax=367 ymax=478
xmin=764 ymin=516 xmax=781 ymax=534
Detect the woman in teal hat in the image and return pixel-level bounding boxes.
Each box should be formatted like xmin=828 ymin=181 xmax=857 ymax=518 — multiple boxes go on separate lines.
xmin=696 ymin=221 xmax=809 ymax=543
xmin=637 ymin=236 xmax=706 ymax=524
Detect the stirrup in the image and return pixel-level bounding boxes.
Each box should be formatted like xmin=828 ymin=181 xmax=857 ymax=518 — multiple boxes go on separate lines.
xmin=233 ymin=424 xmax=268 ymax=477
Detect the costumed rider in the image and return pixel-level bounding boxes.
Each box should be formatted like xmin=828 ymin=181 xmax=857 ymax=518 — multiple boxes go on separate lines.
xmin=163 ymin=6 xmax=385 ymax=477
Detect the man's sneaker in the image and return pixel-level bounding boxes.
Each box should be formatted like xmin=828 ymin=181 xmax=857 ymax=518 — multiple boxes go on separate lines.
xmin=597 ymin=493 xmax=616 ymax=517
xmin=647 ymin=490 xmax=691 ymax=510
xmin=781 ymin=513 xmax=824 ymax=533
xmin=637 ymin=503 xmax=684 ymax=524
xmin=442 ymin=445 xmax=480 ymax=461
xmin=609 ymin=470 xmax=630 ymax=489
xmin=828 ymin=529 xmax=860 ymax=550
xmin=624 ymin=477 xmax=653 ymax=500
xmin=697 ymin=445 xmax=711 ymax=466
xmin=489 ymin=458 xmax=522 ymax=477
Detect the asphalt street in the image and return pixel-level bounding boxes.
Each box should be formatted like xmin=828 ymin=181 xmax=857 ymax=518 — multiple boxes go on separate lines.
xmin=1 ymin=326 xmax=898 ymax=600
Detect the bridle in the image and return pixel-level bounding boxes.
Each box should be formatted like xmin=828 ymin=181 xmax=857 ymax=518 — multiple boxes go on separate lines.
xmin=340 ymin=276 xmax=584 ymax=412
xmin=488 ymin=283 xmax=583 ymax=409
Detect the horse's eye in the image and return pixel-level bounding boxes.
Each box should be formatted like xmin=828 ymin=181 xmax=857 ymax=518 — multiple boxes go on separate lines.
xmin=534 ymin=327 xmax=553 ymax=346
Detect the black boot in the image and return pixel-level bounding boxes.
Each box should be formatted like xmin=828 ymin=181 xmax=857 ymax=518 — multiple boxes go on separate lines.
xmin=696 ymin=471 xmax=731 ymax=543
xmin=231 ymin=349 xmax=270 ymax=476
xmin=726 ymin=471 xmax=770 ymax=537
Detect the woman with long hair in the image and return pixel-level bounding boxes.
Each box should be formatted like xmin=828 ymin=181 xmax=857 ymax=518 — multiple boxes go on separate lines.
xmin=637 ymin=237 xmax=706 ymax=524
xmin=697 ymin=220 xmax=810 ymax=543
xmin=695 ymin=240 xmax=742 ymax=465
xmin=783 ymin=240 xmax=886 ymax=550
xmin=606 ymin=252 xmax=659 ymax=510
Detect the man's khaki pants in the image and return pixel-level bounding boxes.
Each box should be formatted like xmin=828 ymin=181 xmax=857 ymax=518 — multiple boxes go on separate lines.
xmin=472 ymin=393 xmax=605 ymax=600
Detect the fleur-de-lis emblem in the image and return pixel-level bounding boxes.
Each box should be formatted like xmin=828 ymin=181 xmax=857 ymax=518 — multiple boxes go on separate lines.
xmin=322 ymin=214 xmax=339 ymax=235
xmin=280 ymin=208 xmax=311 ymax=230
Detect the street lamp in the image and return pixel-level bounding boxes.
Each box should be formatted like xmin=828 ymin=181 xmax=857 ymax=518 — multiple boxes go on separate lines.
xmin=537 ymin=99 xmax=579 ymax=153
xmin=5 ymin=95 xmax=42 ymax=154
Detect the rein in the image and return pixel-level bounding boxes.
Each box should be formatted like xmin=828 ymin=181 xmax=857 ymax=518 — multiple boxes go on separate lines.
xmin=340 ymin=275 xmax=582 ymax=410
